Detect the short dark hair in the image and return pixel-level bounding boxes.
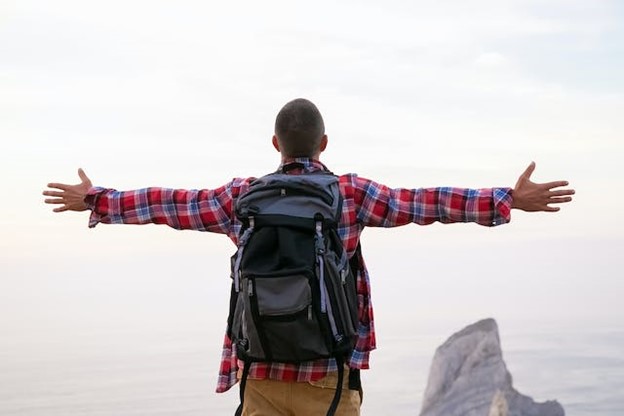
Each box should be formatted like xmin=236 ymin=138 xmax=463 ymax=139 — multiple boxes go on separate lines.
xmin=274 ymin=98 xmax=325 ymax=157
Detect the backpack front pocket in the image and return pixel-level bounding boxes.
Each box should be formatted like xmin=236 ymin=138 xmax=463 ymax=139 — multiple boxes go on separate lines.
xmin=254 ymin=273 xmax=311 ymax=316
xmin=244 ymin=271 xmax=330 ymax=362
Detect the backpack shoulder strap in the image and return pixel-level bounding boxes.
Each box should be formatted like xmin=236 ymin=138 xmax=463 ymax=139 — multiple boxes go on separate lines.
xmin=234 ymin=361 xmax=251 ymax=416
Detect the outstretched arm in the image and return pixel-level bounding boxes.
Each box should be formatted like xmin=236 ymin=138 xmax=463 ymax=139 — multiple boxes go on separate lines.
xmin=349 ymin=161 xmax=573 ymax=229
xmin=43 ymin=169 xmax=245 ymax=236
xmin=43 ymin=168 xmax=92 ymax=212
xmin=511 ymin=162 xmax=575 ymax=212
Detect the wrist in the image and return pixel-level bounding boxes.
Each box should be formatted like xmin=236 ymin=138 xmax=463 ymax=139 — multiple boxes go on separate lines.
xmin=510 ymin=189 xmax=518 ymax=209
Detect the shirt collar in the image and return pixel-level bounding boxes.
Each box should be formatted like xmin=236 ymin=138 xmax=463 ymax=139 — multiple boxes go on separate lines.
xmin=277 ymin=157 xmax=330 ymax=174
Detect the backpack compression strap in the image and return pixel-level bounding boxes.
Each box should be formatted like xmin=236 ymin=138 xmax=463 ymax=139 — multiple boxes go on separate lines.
xmin=327 ymin=241 xmax=362 ymax=416
xmin=232 ymin=216 xmax=255 ymax=293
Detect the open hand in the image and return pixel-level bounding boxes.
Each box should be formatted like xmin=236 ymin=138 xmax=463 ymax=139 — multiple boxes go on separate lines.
xmin=512 ymin=162 xmax=574 ymax=212
xmin=43 ymin=168 xmax=93 ymax=212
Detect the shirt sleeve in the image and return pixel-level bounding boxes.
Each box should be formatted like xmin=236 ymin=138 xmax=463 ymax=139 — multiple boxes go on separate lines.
xmin=349 ymin=175 xmax=512 ymax=228
xmin=84 ymin=178 xmax=247 ymax=234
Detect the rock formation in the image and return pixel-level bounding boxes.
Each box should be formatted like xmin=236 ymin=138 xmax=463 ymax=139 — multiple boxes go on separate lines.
xmin=420 ymin=318 xmax=564 ymax=416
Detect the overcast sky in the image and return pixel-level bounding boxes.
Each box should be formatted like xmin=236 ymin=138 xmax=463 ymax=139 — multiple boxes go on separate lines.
xmin=1 ymin=0 xmax=623 ymax=348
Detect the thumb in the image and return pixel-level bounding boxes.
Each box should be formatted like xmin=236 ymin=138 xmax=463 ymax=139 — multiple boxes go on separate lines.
xmin=78 ymin=168 xmax=92 ymax=186
xmin=520 ymin=161 xmax=536 ymax=181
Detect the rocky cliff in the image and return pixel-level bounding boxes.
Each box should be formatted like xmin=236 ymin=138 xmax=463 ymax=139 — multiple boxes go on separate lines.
xmin=420 ymin=318 xmax=564 ymax=416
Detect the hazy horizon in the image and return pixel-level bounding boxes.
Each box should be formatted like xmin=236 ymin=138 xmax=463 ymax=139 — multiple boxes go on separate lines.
xmin=1 ymin=0 xmax=623 ymax=414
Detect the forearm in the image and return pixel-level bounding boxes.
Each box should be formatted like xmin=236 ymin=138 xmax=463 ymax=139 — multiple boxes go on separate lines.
xmin=352 ymin=176 xmax=512 ymax=227
xmin=86 ymin=186 xmax=233 ymax=233
xmin=392 ymin=186 xmax=511 ymax=227
xmin=426 ymin=187 xmax=512 ymax=226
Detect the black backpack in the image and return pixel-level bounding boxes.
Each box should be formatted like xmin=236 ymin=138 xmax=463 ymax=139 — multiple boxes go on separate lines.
xmin=228 ymin=165 xmax=359 ymax=416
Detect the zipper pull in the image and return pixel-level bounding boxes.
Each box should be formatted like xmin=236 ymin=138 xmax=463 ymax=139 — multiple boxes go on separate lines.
xmin=247 ymin=280 xmax=254 ymax=297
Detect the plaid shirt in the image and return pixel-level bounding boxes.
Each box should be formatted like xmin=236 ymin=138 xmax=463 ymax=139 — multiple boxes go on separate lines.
xmin=86 ymin=158 xmax=512 ymax=393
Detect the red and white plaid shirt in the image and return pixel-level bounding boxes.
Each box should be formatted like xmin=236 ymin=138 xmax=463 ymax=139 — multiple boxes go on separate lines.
xmin=85 ymin=158 xmax=512 ymax=393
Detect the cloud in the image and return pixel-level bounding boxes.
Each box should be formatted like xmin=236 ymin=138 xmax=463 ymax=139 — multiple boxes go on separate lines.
xmin=474 ymin=52 xmax=508 ymax=67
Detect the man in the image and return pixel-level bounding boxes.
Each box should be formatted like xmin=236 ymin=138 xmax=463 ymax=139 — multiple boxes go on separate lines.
xmin=43 ymin=98 xmax=574 ymax=415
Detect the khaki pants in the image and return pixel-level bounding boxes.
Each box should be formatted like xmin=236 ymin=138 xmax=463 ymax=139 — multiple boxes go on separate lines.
xmin=240 ymin=370 xmax=362 ymax=416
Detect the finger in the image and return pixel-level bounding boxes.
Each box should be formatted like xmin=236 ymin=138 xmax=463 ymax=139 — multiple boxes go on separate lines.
xmin=44 ymin=198 xmax=66 ymax=204
xmin=542 ymin=205 xmax=561 ymax=212
xmin=520 ymin=161 xmax=536 ymax=180
xmin=53 ymin=205 xmax=69 ymax=213
xmin=42 ymin=190 xmax=65 ymax=197
xmin=541 ymin=180 xmax=570 ymax=190
xmin=78 ymin=168 xmax=90 ymax=184
xmin=47 ymin=183 xmax=70 ymax=191
xmin=547 ymin=197 xmax=573 ymax=204
xmin=549 ymin=189 xmax=575 ymax=197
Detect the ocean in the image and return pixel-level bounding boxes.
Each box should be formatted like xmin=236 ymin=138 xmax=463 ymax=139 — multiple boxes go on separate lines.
xmin=1 ymin=318 xmax=622 ymax=415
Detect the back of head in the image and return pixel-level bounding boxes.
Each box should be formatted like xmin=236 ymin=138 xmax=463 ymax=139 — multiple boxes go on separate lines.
xmin=274 ymin=98 xmax=325 ymax=158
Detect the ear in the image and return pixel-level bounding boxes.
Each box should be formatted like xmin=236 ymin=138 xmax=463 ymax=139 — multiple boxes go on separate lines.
xmin=272 ymin=135 xmax=280 ymax=152
xmin=319 ymin=135 xmax=328 ymax=152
